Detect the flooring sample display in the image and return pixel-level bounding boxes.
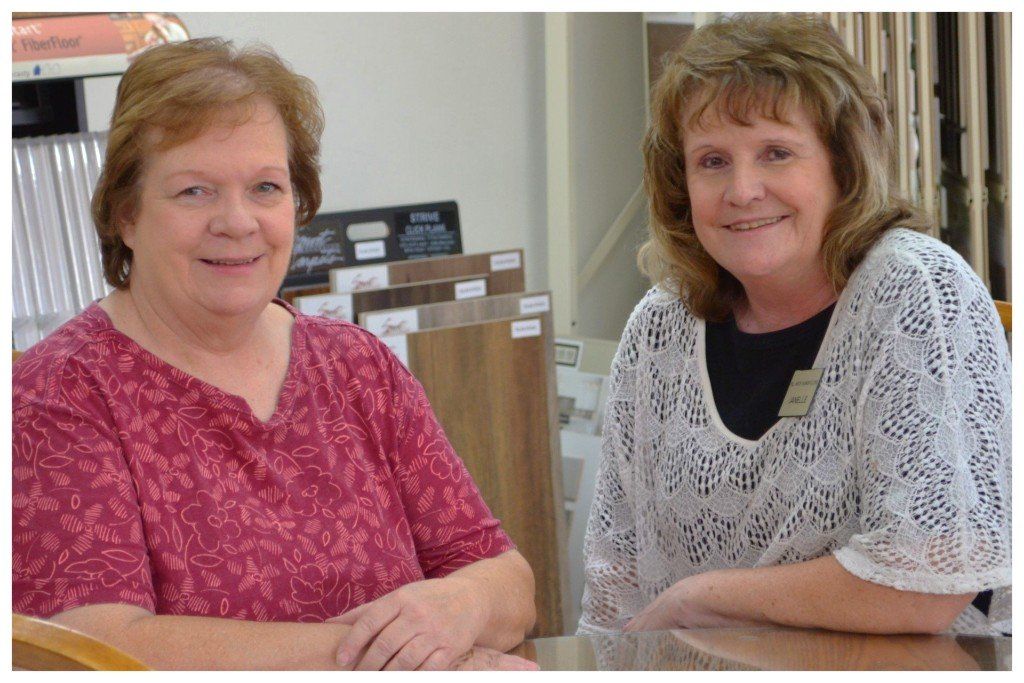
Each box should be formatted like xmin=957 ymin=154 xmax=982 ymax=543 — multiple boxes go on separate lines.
xmin=293 ymin=273 xmax=510 ymax=323
xmin=386 ymin=312 xmax=568 ymax=638
xmin=281 ymin=249 xmax=525 ymax=305
xmin=329 ymin=249 xmax=525 ymax=294
xmin=280 ymin=282 xmax=331 ymax=304
xmin=283 ymin=200 xmax=463 ymax=289
xmin=358 ymin=290 xmax=553 ymax=337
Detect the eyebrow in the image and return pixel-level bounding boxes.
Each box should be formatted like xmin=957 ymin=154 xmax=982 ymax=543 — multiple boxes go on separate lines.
xmin=164 ymin=166 xmax=289 ymax=180
xmin=684 ymin=137 xmax=810 ymax=155
xmin=760 ymin=137 xmax=809 ymax=148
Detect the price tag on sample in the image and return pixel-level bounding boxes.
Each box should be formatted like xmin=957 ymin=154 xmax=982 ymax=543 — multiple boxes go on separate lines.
xmin=518 ymin=294 xmax=551 ymax=315
xmin=330 ymin=264 xmax=389 ymax=293
xmin=490 ymin=251 xmax=522 ymax=271
xmin=354 ymin=239 xmax=386 ymax=261
xmin=511 ymin=318 xmax=542 ymax=339
xmin=454 ymin=278 xmax=487 ymax=300
xmin=293 ymin=293 xmax=355 ymax=323
xmin=363 ymin=309 xmax=420 ymax=337
xmin=777 ymin=368 xmax=825 ymax=417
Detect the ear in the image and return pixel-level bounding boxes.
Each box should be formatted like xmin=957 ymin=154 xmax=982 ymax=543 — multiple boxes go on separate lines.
xmin=118 ymin=214 xmax=137 ymax=250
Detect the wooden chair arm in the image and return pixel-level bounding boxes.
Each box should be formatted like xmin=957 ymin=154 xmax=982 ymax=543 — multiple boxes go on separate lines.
xmin=994 ymin=300 xmax=1011 ymax=333
xmin=13 ymin=613 xmax=148 ymax=671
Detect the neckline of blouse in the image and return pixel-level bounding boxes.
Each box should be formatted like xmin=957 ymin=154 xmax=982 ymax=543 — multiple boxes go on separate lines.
xmin=84 ymin=298 xmax=306 ymax=430
xmin=695 ymin=283 xmax=852 ymax=448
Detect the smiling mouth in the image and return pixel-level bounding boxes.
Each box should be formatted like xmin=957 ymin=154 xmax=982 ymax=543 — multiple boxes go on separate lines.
xmin=200 ymin=255 xmax=262 ymax=266
xmin=725 ymin=216 xmax=787 ymax=232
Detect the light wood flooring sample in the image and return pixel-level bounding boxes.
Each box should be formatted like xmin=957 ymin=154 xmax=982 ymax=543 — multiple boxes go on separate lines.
xmin=404 ymin=312 xmax=566 ymax=637
xmin=359 ymin=290 xmax=552 ymax=334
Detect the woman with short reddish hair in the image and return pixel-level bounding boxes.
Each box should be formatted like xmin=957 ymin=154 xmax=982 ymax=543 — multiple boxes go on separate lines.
xmin=13 ymin=38 xmax=536 ymax=671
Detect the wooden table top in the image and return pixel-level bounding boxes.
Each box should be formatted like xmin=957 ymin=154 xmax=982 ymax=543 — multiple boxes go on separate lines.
xmin=511 ymin=626 xmax=1011 ymax=670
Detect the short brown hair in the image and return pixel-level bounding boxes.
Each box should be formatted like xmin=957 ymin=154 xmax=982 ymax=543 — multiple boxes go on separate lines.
xmin=92 ymin=37 xmax=324 ymax=288
xmin=639 ymin=13 xmax=930 ymax=320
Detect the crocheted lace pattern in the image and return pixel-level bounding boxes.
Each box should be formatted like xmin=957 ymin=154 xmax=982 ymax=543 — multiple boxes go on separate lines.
xmin=579 ymin=229 xmax=1011 ymax=636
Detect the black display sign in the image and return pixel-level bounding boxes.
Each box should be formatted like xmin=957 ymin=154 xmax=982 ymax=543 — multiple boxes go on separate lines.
xmin=283 ymin=200 xmax=462 ymax=289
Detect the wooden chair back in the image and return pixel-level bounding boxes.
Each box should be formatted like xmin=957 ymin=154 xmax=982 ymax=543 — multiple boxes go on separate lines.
xmin=994 ymin=300 xmax=1011 ymax=333
xmin=12 ymin=613 xmax=148 ymax=670
xmin=13 ymin=349 xmax=24 ymax=363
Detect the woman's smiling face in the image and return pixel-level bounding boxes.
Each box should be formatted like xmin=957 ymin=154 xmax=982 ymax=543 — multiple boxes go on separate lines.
xmin=682 ymin=101 xmax=840 ymax=294
xmin=121 ymin=97 xmax=295 ymax=321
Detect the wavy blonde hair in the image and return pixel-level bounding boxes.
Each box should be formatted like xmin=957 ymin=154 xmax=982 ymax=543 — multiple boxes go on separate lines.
xmin=639 ymin=13 xmax=930 ymax=321
xmin=91 ymin=37 xmax=324 ymax=289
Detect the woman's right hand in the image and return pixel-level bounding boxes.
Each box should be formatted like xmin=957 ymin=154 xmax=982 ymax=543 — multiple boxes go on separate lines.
xmin=448 ymin=646 xmax=538 ymax=671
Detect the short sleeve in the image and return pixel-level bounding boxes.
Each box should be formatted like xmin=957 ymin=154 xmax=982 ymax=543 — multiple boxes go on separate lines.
xmin=13 ymin=357 xmax=156 ymax=618
xmin=578 ymin=301 xmax=645 ymax=635
xmin=379 ymin=345 xmax=515 ymax=578
xmin=834 ymin=251 xmax=1012 ymax=595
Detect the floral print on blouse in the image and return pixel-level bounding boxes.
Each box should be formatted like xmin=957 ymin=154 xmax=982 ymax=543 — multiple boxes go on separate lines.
xmin=13 ymin=301 xmax=514 ymax=621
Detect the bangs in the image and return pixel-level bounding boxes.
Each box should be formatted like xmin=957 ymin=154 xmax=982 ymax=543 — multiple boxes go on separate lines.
xmin=145 ymin=69 xmax=261 ymax=151
xmin=683 ymin=71 xmax=804 ymax=130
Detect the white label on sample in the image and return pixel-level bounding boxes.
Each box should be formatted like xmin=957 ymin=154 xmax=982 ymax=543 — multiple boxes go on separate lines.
xmin=490 ymin=251 xmax=522 ymax=271
xmin=354 ymin=239 xmax=386 ymax=261
xmin=294 ymin=293 xmax=354 ymax=323
xmin=330 ymin=264 xmax=389 ymax=292
xmin=454 ymin=278 xmax=487 ymax=300
xmin=518 ymin=294 xmax=551 ymax=315
xmin=383 ymin=335 xmax=409 ymax=367
xmin=363 ymin=309 xmax=420 ymax=337
xmin=511 ymin=318 xmax=542 ymax=339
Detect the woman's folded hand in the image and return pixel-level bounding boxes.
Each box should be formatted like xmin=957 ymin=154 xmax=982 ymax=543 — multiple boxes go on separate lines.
xmin=624 ymin=571 xmax=764 ymax=633
xmin=328 ymin=576 xmax=488 ymax=670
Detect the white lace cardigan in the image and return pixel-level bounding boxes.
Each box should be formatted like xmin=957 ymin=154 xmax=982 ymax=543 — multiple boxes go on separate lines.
xmin=578 ymin=229 xmax=1012 ymax=636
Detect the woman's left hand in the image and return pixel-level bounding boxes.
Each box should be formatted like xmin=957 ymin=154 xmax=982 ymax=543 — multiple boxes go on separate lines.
xmin=624 ymin=572 xmax=764 ymax=632
xmin=328 ymin=577 xmax=486 ymax=670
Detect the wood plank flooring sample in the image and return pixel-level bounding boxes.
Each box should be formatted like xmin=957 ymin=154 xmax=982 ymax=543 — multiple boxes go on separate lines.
xmin=283 ymin=249 xmax=525 ymax=304
xmin=359 ymin=290 xmax=553 ymax=336
xmin=294 ymin=273 xmax=517 ymax=322
xmin=280 ymin=283 xmax=330 ymax=305
xmin=399 ymin=313 xmax=567 ymax=637
xmin=330 ymin=249 xmax=525 ymax=294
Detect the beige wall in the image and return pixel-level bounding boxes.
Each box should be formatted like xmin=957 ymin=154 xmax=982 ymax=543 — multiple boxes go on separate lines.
xmin=569 ymin=13 xmax=650 ymax=342
xmin=179 ymin=13 xmax=551 ymax=292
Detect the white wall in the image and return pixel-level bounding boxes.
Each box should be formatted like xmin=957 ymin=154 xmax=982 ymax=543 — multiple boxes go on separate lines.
xmin=179 ymin=13 xmax=550 ymax=290
xmin=570 ymin=14 xmax=649 ymax=342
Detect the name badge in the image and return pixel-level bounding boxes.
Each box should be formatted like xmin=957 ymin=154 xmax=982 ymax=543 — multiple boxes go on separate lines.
xmin=777 ymin=368 xmax=824 ymax=417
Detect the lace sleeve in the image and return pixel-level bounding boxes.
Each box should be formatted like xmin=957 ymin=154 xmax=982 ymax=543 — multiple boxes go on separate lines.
xmin=578 ymin=300 xmax=647 ymax=635
xmin=834 ymin=249 xmax=1012 ymax=595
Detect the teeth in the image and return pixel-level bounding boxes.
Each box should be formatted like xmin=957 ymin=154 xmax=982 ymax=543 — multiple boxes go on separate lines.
xmin=205 ymin=256 xmax=258 ymax=265
xmin=728 ymin=216 xmax=783 ymax=231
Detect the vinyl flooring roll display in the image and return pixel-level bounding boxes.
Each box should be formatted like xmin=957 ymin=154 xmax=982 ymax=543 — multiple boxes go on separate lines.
xmin=395 ymin=312 xmax=568 ymax=637
xmin=358 ymin=290 xmax=553 ymax=336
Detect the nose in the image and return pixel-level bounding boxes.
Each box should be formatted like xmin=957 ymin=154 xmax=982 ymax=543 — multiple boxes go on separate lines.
xmin=723 ymin=161 xmax=767 ymax=206
xmin=209 ymin=192 xmax=259 ymax=237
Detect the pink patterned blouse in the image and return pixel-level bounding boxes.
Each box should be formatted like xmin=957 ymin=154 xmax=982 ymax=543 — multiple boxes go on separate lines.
xmin=13 ymin=301 xmax=514 ymax=621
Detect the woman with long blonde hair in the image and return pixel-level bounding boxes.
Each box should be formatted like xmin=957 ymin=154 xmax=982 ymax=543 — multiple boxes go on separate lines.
xmin=580 ymin=13 xmax=1010 ymax=637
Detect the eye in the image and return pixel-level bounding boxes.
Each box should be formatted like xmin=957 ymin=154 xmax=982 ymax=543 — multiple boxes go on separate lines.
xmin=697 ymin=153 xmax=727 ymax=170
xmin=765 ymin=147 xmax=793 ymax=162
xmin=254 ymin=181 xmax=282 ymax=194
xmin=178 ymin=186 xmax=208 ymax=197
